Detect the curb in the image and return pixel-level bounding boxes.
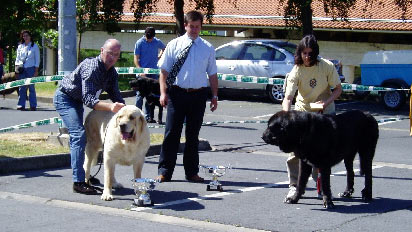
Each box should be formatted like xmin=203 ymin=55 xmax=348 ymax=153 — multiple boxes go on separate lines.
xmin=0 ymin=139 xmax=211 ymax=175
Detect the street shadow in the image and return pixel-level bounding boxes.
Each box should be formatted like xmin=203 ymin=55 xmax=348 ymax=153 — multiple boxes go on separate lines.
xmin=203 ymin=124 xmax=258 ymax=131
xmin=310 ymin=197 xmax=412 ymax=214
xmin=217 ymin=180 xmax=288 ymax=189
xmin=149 ymin=190 xmax=206 ymax=211
xmin=332 ymin=173 xmax=412 ymax=182
xmin=209 ymin=142 xmax=268 ymax=152
xmin=14 ymin=167 xmax=65 ymax=178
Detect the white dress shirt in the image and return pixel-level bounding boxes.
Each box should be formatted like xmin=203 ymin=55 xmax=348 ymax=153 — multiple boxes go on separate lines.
xmin=158 ymin=33 xmax=217 ymax=89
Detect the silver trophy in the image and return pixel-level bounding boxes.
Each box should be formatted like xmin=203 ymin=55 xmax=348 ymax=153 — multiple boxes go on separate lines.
xmin=131 ymin=178 xmax=157 ymax=207
xmin=199 ymin=164 xmax=231 ymax=191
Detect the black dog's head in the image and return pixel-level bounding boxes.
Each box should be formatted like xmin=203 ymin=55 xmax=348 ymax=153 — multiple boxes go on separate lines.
xmin=262 ymin=111 xmax=305 ymax=153
xmin=129 ymin=76 xmax=161 ymax=106
xmin=129 ymin=77 xmax=158 ymax=96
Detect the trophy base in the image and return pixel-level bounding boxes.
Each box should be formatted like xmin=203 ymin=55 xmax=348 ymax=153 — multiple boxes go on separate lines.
xmin=133 ymin=195 xmax=154 ymax=207
xmin=207 ymin=183 xmax=223 ymax=192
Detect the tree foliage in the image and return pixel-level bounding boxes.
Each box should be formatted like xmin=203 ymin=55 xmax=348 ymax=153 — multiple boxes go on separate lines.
xmin=280 ymin=0 xmax=412 ymax=35
xmin=130 ymin=0 xmax=236 ymax=35
xmin=0 ymin=0 xmax=55 ymax=71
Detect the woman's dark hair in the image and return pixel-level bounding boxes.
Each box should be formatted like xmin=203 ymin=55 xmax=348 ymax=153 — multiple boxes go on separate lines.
xmin=20 ymin=30 xmax=34 ymax=47
xmin=184 ymin=10 xmax=204 ymax=25
xmin=294 ymin=34 xmax=319 ymax=66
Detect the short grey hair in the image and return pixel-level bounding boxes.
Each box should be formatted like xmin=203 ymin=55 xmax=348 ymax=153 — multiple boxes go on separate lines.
xmin=102 ymin=39 xmax=121 ymax=50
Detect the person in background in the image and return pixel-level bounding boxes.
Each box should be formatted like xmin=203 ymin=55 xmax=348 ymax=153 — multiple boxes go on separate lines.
xmin=15 ymin=30 xmax=40 ymax=111
xmin=282 ymin=34 xmax=342 ymax=203
xmin=156 ymin=10 xmax=218 ymax=183
xmin=0 ymin=32 xmax=6 ymax=78
xmin=134 ymin=27 xmax=165 ymax=123
xmin=54 ymin=39 xmax=125 ymax=195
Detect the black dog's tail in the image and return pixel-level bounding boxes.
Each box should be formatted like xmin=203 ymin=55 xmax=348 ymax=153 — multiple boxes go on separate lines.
xmin=359 ymin=114 xmax=379 ymax=175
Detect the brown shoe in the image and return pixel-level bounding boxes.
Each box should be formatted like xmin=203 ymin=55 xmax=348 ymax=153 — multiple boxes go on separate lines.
xmin=185 ymin=174 xmax=204 ymax=183
xmin=156 ymin=175 xmax=171 ymax=183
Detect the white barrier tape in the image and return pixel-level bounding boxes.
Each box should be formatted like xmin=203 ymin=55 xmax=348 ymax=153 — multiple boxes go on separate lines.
xmin=1 ymin=68 xmax=408 ymax=93
xmin=0 ymin=75 xmax=64 ymax=91
xmin=116 ymin=67 xmax=407 ymax=92
xmin=115 ymin=67 xmax=160 ymax=75
xmin=0 ymin=117 xmax=63 ymax=134
xmin=0 ymin=116 xmax=407 ymax=134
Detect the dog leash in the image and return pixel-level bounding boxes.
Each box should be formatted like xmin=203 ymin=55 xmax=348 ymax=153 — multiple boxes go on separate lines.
xmin=90 ymin=122 xmax=110 ymax=183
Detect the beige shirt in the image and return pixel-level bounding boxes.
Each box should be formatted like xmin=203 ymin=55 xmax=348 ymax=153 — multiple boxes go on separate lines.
xmin=284 ymin=58 xmax=341 ymax=114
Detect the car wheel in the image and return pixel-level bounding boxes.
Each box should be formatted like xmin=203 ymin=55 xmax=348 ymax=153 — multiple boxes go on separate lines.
xmin=380 ymin=84 xmax=406 ymax=110
xmin=267 ymin=84 xmax=284 ymax=103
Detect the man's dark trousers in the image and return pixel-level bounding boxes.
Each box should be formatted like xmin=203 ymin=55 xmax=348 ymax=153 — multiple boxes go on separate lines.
xmin=158 ymin=86 xmax=208 ymax=179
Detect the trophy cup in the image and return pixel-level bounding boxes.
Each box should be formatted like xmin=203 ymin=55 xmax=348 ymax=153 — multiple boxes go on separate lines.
xmin=199 ymin=164 xmax=231 ymax=191
xmin=131 ymin=178 xmax=157 ymax=207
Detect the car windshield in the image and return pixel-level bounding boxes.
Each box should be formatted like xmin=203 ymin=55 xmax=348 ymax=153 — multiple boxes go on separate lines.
xmin=276 ymin=43 xmax=296 ymax=55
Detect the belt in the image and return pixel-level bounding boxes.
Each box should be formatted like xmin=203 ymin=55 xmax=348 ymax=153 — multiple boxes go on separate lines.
xmin=172 ymin=85 xmax=206 ymax=93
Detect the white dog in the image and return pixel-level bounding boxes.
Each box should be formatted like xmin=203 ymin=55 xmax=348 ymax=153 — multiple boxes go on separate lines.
xmin=83 ymin=105 xmax=150 ymax=201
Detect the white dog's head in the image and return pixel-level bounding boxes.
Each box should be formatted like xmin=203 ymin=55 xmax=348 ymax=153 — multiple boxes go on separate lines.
xmin=114 ymin=105 xmax=146 ymax=141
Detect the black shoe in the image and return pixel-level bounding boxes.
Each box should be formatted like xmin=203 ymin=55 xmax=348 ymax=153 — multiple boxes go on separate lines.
xmin=17 ymin=106 xmax=25 ymax=111
xmin=30 ymin=107 xmax=36 ymax=111
xmin=147 ymin=118 xmax=156 ymax=123
xmin=73 ymin=182 xmax=98 ymax=195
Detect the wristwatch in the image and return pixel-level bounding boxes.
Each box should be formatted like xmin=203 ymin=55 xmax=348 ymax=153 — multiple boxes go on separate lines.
xmin=212 ymin=95 xmax=218 ymax=100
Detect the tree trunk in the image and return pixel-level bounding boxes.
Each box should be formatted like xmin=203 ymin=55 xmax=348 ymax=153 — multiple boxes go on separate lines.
xmin=174 ymin=0 xmax=185 ymax=36
xmin=301 ymin=3 xmax=313 ymax=35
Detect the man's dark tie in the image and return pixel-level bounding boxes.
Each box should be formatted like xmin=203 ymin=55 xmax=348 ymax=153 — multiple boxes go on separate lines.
xmin=166 ymin=40 xmax=194 ymax=88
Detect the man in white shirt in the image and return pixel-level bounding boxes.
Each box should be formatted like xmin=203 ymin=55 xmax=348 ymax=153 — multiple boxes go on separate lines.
xmin=156 ymin=10 xmax=218 ymax=183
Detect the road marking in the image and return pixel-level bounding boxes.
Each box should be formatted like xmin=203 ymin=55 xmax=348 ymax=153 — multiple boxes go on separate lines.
xmin=0 ymin=191 xmax=267 ymax=232
xmin=379 ymin=127 xmax=409 ymax=132
xmin=373 ymin=162 xmax=412 ymax=170
xmin=253 ymin=114 xmax=273 ymax=119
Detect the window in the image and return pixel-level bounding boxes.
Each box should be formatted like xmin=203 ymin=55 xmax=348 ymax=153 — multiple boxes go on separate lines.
xmin=216 ymin=44 xmax=244 ymax=60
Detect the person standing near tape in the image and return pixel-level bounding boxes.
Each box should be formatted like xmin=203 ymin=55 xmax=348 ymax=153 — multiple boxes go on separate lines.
xmin=134 ymin=27 xmax=165 ymax=123
xmin=282 ymin=34 xmax=342 ymax=203
xmin=15 ymin=30 xmax=40 ymax=111
xmin=54 ymin=39 xmax=125 ymax=195
xmin=0 ymin=32 xmax=7 ymax=79
xmin=156 ymin=10 xmax=218 ymax=183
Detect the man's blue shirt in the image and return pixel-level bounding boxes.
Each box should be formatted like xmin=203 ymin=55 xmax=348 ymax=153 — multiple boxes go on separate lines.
xmin=134 ymin=36 xmax=165 ymax=69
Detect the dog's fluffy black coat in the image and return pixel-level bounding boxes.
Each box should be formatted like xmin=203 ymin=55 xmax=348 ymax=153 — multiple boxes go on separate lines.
xmin=262 ymin=110 xmax=379 ymax=208
xmin=129 ymin=76 xmax=163 ymax=124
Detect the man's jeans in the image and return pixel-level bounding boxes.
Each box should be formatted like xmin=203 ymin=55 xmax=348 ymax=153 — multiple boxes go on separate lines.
xmin=135 ymin=90 xmax=151 ymax=119
xmin=54 ymin=89 xmax=86 ymax=182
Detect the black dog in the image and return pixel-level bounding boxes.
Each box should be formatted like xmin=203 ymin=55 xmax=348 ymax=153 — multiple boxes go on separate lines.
xmin=262 ymin=110 xmax=379 ymax=209
xmin=129 ymin=76 xmax=163 ymax=124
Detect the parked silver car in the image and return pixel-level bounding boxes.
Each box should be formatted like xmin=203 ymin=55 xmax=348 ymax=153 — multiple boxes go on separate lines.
xmin=215 ymin=40 xmax=345 ymax=103
xmin=215 ymin=40 xmax=296 ymax=103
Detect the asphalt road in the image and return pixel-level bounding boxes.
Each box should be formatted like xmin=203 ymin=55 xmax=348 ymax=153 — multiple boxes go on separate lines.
xmin=0 ymin=93 xmax=411 ymax=232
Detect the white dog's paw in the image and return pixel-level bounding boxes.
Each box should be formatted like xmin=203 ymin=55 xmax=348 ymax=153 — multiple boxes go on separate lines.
xmin=101 ymin=191 xmax=114 ymax=201
xmin=112 ymin=182 xmax=123 ymax=189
